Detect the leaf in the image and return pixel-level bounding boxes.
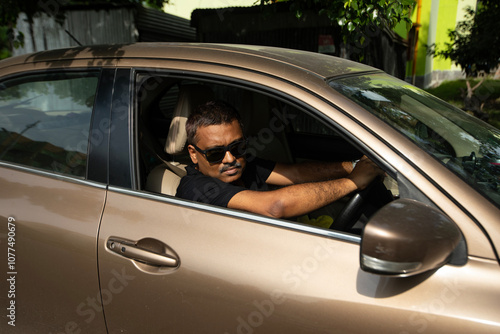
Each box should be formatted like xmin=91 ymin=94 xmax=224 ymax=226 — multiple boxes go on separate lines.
xmin=347 ymin=21 xmax=355 ymax=31
xmin=351 ymin=0 xmax=358 ymax=11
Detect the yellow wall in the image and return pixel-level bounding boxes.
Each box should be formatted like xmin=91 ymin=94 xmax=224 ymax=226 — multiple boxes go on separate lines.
xmin=409 ymin=0 xmax=477 ymax=81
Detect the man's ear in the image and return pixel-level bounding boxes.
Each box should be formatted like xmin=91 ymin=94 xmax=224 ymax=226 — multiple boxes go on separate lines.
xmin=187 ymin=145 xmax=198 ymax=164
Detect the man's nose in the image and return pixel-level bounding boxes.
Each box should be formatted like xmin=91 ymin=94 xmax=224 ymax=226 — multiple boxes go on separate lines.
xmin=222 ymin=150 xmax=236 ymax=163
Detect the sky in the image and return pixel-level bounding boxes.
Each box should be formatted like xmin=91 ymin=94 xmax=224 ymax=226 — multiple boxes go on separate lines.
xmin=163 ymin=0 xmax=258 ymax=20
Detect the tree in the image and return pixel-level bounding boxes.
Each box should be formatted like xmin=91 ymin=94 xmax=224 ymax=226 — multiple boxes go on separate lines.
xmin=261 ymin=0 xmax=416 ymax=47
xmin=431 ymin=0 xmax=500 ymax=76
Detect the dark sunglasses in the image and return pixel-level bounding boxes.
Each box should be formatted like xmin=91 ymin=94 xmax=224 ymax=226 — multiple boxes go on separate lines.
xmin=192 ymin=139 xmax=248 ymax=164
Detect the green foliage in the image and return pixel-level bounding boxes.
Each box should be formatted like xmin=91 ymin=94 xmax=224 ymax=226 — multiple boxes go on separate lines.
xmin=430 ymin=0 xmax=500 ymax=76
xmin=261 ymin=0 xmax=415 ymax=45
xmin=426 ymin=79 xmax=500 ymax=129
xmin=0 ymin=26 xmax=12 ymax=59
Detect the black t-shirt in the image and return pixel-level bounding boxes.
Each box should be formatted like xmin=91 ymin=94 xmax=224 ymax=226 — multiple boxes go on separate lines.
xmin=175 ymin=158 xmax=276 ymax=207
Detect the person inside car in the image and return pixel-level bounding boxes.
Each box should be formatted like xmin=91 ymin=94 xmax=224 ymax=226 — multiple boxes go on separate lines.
xmin=175 ymin=100 xmax=385 ymax=219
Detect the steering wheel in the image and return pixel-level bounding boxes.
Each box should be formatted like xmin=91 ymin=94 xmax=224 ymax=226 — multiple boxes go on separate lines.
xmin=330 ymin=179 xmax=392 ymax=232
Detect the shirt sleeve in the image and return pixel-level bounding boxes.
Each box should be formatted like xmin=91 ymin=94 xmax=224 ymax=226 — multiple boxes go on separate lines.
xmin=242 ymin=157 xmax=276 ymax=190
xmin=176 ymin=159 xmax=276 ymax=208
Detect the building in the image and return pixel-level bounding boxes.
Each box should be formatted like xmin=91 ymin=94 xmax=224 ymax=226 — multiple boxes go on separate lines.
xmin=12 ymin=4 xmax=196 ymax=56
xmin=190 ymin=3 xmax=409 ymax=79
xmin=407 ymin=0 xmax=478 ymax=88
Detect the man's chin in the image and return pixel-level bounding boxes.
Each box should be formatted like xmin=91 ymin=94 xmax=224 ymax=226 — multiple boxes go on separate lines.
xmin=219 ymin=171 xmax=241 ymax=184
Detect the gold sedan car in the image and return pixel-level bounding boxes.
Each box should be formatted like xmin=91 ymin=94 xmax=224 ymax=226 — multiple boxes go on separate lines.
xmin=1 ymin=43 xmax=499 ymax=333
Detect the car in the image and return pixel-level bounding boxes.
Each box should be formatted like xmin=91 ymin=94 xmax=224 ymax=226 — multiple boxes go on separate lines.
xmin=0 ymin=43 xmax=499 ymax=333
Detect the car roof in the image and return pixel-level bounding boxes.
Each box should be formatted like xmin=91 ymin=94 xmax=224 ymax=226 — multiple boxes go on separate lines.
xmin=0 ymin=43 xmax=380 ymax=80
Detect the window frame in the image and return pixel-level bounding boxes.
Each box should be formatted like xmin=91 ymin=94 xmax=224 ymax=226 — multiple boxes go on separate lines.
xmin=127 ymin=67 xmax=400 ymax=243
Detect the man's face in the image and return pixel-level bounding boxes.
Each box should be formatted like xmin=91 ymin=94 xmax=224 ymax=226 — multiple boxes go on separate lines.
xmin=188 ymin=119 xmax=246 ymax=183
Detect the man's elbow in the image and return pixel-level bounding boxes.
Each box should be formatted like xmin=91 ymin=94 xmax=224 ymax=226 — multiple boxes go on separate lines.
xmin=265 ymin=198 xmax=287 ymax=219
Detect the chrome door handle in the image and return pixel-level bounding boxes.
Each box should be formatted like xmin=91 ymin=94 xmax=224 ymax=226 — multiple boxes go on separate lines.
xmin=106 ymin=238 xmax=178 ymax=267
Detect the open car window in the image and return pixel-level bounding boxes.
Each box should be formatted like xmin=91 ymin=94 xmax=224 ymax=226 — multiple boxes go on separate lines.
xmin=135 ymin=74 xmax=399 ymax=233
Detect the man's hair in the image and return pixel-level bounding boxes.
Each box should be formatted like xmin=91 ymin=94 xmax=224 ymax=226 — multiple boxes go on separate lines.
xmin=186 ymin=100 xmax=244 ymax=145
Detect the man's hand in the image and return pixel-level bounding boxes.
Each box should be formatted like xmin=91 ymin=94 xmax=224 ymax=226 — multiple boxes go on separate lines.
xmin=347 ymin=156 xmax=385 ymax=190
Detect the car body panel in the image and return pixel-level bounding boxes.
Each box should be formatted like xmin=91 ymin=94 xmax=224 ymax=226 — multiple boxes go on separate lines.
xmin=0 ymin=43 xmax=374 ymax=79
xmin=98 ymin=188 xmax=500 ymax=333
xmin=0 ymin=165 xmax=107 ymax=333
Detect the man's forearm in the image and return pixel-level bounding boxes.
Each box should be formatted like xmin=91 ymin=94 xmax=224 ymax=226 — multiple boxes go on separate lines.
xmin=229 ymin=177 xmax=357 ymax=219
xmin=267 ymin=177 xmax=357 ymax=217
xmin=294 ymin=160 xmax=354 ymax=183
xmin=269 ymin=160 xmax=353 ymax=186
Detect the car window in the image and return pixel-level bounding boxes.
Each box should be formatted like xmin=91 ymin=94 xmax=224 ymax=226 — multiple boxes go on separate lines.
xmin=135 ymin=74 xmax=402 ymax=233
xmin=0 ymin=71 xmax=99 ymax=177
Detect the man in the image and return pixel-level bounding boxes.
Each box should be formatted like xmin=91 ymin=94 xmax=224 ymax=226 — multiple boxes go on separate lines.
xmin=176 ymin=101 xmax=385 ymax=219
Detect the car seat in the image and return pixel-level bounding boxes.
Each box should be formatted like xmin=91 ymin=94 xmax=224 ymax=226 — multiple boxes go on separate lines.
xmin=146 ymin=84 xmax=214 ymax=196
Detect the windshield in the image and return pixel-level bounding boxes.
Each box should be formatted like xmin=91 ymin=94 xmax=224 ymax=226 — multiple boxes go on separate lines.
xmin=329 ymin=73 xmax=500 ymax=208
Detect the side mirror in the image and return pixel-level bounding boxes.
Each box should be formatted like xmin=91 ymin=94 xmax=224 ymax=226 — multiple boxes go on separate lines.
xmin=360 ymin=199 xmax=462 ymax=277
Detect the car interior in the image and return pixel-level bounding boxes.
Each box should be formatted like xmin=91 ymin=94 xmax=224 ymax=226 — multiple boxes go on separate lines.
xmin=136 ymin=74 xmax=398 ymax=233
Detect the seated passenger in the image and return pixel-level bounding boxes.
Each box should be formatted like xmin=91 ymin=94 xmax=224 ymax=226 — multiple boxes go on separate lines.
xmin=175 ymin=101 xmax=384 ymax=219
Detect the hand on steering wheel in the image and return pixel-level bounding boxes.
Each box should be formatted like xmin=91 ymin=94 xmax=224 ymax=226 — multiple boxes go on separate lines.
xmin=330 ymin=157 xmax=389 ymax=232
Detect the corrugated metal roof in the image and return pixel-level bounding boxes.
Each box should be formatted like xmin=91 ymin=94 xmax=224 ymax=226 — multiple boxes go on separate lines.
xmin=136 ymin=7 xmax=196 ymax=42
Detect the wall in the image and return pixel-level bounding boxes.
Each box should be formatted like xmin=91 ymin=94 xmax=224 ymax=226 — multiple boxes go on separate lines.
xmin=409 ymin=0 xmax=477 ymax=88
xmin=13 ymin=7 xmax=138 ymax=56
xmin=12 ymin=5 xmax=196 ymax=56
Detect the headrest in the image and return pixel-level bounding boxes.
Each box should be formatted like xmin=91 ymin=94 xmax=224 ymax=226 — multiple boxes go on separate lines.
xmin=165 ymin=85 xmax=214 ymax=155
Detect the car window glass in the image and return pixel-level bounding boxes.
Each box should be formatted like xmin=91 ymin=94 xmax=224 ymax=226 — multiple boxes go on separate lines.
xmin=329 ymin=73 xmax=500 ymax=208
xmin=0 ymin=72 xmax=99 ymax=177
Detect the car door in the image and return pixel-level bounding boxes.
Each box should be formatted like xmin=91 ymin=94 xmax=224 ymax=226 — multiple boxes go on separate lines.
xmin=98 ymin=68 xmax=500 ymax=333
xmin=0 ymin=68 xmax=113 ymax=333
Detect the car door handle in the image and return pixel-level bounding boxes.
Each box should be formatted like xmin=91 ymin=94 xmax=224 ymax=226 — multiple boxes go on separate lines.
xmin=106 ymin=238 xmax=178 ymax=267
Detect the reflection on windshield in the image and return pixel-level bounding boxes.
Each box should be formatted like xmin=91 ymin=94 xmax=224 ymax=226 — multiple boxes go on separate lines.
xmin=329 ymin=74 xmax=500 ymax=208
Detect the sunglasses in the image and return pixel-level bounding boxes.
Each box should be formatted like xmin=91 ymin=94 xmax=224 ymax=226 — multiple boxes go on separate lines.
xmin=192 ymin=139 xmax=248 ymax=164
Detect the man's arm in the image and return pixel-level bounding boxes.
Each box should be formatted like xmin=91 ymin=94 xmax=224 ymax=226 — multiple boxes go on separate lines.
xmin=228 ymin=157 xmax=383 ymax=218
xmin=266 ymin=160 xmax=355 ymax=186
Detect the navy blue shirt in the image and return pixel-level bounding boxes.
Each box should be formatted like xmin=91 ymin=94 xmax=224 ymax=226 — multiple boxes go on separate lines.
xmin=175 ymin=158 xmax=276 ymax=207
